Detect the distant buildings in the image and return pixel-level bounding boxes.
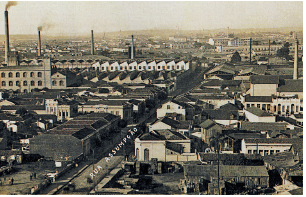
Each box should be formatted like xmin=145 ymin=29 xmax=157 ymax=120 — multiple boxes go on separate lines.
xmin=92 ymin=60 xmax=190 ymax=72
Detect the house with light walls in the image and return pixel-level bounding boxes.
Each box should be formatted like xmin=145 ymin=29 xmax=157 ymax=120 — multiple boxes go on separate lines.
xmin=156 ymin=100 xmax=195 ymax=121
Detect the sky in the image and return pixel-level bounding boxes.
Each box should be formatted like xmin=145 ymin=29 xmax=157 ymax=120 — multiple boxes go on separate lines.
xmin=0 ymin=1 xmax=303 ymax=35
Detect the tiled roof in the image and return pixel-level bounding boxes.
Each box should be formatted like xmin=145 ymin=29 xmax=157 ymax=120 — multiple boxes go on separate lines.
xmin=243 ymin=138 xmax=301 ymax=144
xmin=139 ymin=132 xmax=162 ymax=141
xmin=72 ymin=127 xmax=95 ymax=139
xmin=250 ymin=75 xmax=279 ymax=84
xmin=1 ymin=105 xmax=45 ymax=111
xmin=245 ymin=95 xmax=272 ymax=102
xmin=241 ymin=122 xmax=287 ymax=131
xmin=199 ymin=119 xmax=215 ymax=129
xmin=82 ymin=100 xmax=128 ymax=106
xmin=184 ymin=165 xmax=268 ymax=178
xmin=154 ymin=129 xmax=188 ymax=140
xmin=218 ymin=103 xmax=241 ymax=111
xmin=245 ymin=107 xmax=272 ymax=117
xmin=202 ymin=109 xmax=238 ymax=120
xmin=227 ymin=133 xmax=266 ymax=140
xmin=277 ymin=79 xmax=303 ymax=92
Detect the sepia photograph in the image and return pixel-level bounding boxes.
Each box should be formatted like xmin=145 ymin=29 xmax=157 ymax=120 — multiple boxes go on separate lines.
xmin=0 ymin=1 xmax=303 ymax=195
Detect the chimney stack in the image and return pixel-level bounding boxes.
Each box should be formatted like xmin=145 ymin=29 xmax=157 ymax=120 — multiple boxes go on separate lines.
xmin=131 ymin=35 xmax=134 ymax=60
xmin=293 ymin=39 xmax=298 ymax=79
xmin=4 ymin=11 xmax=9 ymax=65
xmin=227 ymin=27 xmax=229 ymax=38
xmin=91 ymin=30 xmax=94 ymax=55
xmin=249 ymin=38 xmax=252 ymax=64
xmin=38 ymin=30 xmax=41 ymax=56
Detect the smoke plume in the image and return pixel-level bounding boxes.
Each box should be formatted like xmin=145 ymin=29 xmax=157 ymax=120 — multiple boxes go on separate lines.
xmin=5 ymin=1 xmax=17 ymax=11
xmin=37 ymin=23 xmax=54 ymax=31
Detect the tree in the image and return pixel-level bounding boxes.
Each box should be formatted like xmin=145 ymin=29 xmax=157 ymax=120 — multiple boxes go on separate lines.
xmin=145 ymin=99 xmax=155 ymax=110
xmin=16 ymin=107 xmax=28 ymax=116
xmin=2 ymin=92 xmax=9 ymax=99
xmin=118 ymin=119 xmax=127 ymax=128
xmin=231 ymin=51 xmax=241 ymax=63
xmin=277 ymin=42 xmax=292 ymax=61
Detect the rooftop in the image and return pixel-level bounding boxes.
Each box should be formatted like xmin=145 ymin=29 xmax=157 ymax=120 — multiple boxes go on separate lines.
xmin=245 ymin=107 xmax=272 ymax=117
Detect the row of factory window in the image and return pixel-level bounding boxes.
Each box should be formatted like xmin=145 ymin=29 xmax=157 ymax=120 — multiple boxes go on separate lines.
xmin=246 ymin=103 xmax=300 ymax=113
xmin=248 ymin=149 xmax=280 ymax=156
xmin=97 ymin=65 xmax=184 ymax=71
xmin=1 ymin=81 xmax=42 ymax=87
xmin=1 ymin=72 xmax=43 ymax=78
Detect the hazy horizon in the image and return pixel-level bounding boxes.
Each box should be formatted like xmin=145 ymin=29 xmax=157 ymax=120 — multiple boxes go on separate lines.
xmin=0 ymin=1 xmax=302 ymax=35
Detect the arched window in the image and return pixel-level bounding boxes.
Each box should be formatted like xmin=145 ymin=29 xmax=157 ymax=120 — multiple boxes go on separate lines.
xmin=9 ymin=81 xmax=13 ymax=86
xmin=1 ymin=72 xmax=5 ymax=78
xmin=23 ymin=81 xmax=27 ymax=86
xmin=1 ymin=81 xmax=5 ymax=86
xmin=52 ymin=80 xmax=57 ymax=86
xmin=16 ymin=72 xmax=20 ymax=77
xmin=136 ymin=148 xmax=139 ymax=160
xmin=8 ymin=72 xmax=12 ymax=78
xmin=37 ymin=72 xmax=42 ymax=77
xmin=31 ymin=81 xmax=35 ymax=86
xmin=16 ymin=81 xmax=20 ymax=87
xmin=23 ymin=72 xmax=27 ymax=77
xmin=23 ymin=89 xmax=28 ymax=93
xmin=59 ymin=80 xmax=64 ymax=86
xmin=144 ymin=148 xmax=149 ymax=162
xmin=38 ymin=81 xmax=42 ymax=86
xmin=30 ymin=72 xmax=34 ymax=77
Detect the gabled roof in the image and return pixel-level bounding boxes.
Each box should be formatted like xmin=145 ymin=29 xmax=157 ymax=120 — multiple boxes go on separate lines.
xmin=250 ymin=75 xmax=279 ymax=84
xmin=202 ymin=109 xmax=238 ymax=120
xmin=218 ymin=103 xmax=241 ymax=111
xmin=153 ymin=130 xmax=188 ymax=140
xmin=139 ymin=132 xmax=163 ymax=141
xmin=199 ymin=119 xmax=215 ymax=129
xmin=150 ymin=116 xmax=180 ymax=128
xmin=245 ymin=107 xmax=272 ymax=117
xmin=168 ymin=100 xmax=193 ymax=109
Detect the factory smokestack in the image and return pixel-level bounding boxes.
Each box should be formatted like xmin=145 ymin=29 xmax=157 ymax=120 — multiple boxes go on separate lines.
xmin=91 ymin=30 xmax=94 ymax=55
xmin=249 ymin=38 xmax=252 ymax=64
xmin=38 ymin=30 xmax=41 ymax=56
xmin=131 ymin=35 xmax=134 ymax=59
xmin=4 ymin=10 xmax=9 ymax=64
xmin=293 ymin=39 xmax=298 ymax=80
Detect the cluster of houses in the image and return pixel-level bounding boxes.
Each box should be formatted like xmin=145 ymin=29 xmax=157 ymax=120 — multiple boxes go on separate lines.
xmin=0 ymin=55 xmax=303 ymax=194
xmin=133 ymin=66 xmax=303 ymax=194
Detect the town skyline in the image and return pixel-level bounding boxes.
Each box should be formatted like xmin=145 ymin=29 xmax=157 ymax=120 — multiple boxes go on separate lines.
xmin=0 ymin=1 xmax=302 ymax=35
